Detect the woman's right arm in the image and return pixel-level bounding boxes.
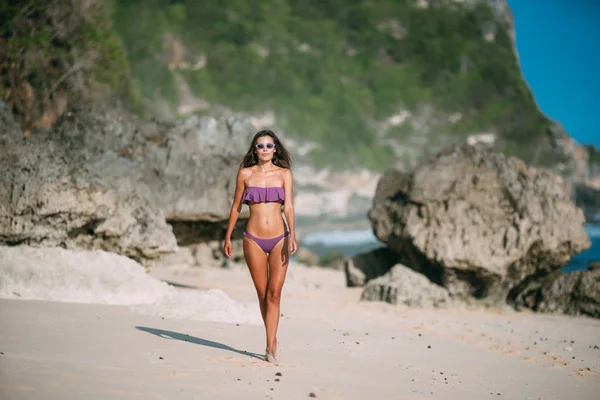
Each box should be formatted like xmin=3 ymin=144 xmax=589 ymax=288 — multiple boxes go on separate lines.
xmin=224 ymin=168 xmax=248 ymax=257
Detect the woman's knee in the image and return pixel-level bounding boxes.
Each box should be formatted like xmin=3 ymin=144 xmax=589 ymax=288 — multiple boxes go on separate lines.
xmin=266 ymin=286 xmax=282 ymax=303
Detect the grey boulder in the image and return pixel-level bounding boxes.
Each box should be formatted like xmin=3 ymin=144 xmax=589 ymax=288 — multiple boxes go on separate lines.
xmin=361 ymin=263 xmax=454 ymax=308
xmin=368 ymin=144 xmax=590 ymax=306
xmin=344 ymin=247 xmax=401 ymax=287
xmin=0 ymin=102 xmax=257 ymax=261
xmin=512 ymin=267 xmax=600 ymax=318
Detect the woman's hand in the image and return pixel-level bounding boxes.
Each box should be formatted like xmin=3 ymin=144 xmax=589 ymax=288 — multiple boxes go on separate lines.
xmin=289 ymin=236 xmax=298 ymax=256
xmin=224 ymin=238 xmax=233 ymax=258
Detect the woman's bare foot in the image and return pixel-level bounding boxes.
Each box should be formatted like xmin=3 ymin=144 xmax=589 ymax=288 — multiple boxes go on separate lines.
xmin=264 ymin=351 xmax=278 ymax=363
xmin=265 ymin=338 xmax=279 ymax=363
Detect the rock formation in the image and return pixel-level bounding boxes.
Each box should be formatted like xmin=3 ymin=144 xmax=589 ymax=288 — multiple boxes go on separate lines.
xmin=294 ymin=247 xmax=321 ymax=266
xmin=511 ymin=267 xmax=600 ymax=318
xmin=367 ymin=144 xmax=591 ymax=307
xmin=361 ymin=263 xmax=455 ymax=309
xmin=344 ymin=247 xmax=401 ymax=287
xmin=0 ymin=100 xmax=256 ymax=261
xmin=148 ymin=239 xmax=245 ymax=269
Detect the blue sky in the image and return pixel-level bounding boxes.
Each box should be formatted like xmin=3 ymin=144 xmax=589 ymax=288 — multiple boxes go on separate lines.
xmin=506 ymin=0 xmax=600 ymax=147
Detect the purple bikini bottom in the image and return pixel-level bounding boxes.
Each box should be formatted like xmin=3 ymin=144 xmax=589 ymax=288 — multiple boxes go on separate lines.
xmin=244 ymin=231 xmax=289 ymax=253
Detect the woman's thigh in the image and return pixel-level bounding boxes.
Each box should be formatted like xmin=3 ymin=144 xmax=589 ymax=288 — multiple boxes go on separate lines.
xmin=267 ymin=236 xmax=290 ymax=292
xmin=243 ymin=237 xmax=269 ymax=295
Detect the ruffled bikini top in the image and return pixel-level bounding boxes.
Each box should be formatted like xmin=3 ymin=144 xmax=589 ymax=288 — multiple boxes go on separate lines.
xmin=242 ymin=186 xmax=285 ymax=205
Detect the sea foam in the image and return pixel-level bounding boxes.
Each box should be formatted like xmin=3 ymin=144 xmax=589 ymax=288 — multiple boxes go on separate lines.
xmin=0 ymin=247 xmax=261 ymax=325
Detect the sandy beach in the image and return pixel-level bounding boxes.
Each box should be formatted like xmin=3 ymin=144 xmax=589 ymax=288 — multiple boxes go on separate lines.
xmin=1 ymin=260 xmax=599 ymax=400
xmin=2 ymin=1 xmax=600 ymax=399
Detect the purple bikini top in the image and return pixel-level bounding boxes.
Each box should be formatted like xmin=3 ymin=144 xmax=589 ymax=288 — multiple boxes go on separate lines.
xmin=242 ymin=186 xmax=285 ymax=205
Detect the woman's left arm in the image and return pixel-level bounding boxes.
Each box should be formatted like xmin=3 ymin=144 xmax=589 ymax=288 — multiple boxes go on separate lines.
xmin=283 ymin=168 xmax=298 ymax=255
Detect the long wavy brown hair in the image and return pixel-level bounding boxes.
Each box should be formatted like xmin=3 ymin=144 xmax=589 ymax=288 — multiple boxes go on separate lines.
xmin=240 ymin=130 xmax=292 ymax=169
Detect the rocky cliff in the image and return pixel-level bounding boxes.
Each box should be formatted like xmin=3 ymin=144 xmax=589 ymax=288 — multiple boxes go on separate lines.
xmin=2 ymin=0 xmax=598 ymax=230
xmin=0 ymin=99 xmax=256 ymax=262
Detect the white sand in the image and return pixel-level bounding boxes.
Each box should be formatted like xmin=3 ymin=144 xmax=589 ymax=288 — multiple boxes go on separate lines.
xmin=1 ymin=261 xmax=599 ymax=400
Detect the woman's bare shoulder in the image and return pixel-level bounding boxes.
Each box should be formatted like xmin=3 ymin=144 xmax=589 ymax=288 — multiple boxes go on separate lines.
xmin=238 ymin=167 xmax=253 ymax=180
xmin=278 ymin=167 xmax=292 ymax=179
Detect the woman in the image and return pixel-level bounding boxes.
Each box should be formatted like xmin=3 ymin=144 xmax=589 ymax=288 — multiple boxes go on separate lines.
xmin=223 ymin=129 xmax=298 ymax=363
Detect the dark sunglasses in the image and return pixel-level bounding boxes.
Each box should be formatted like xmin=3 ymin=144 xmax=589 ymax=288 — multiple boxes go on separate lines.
xmin=255 ymin=143 xmax=275 ymax=149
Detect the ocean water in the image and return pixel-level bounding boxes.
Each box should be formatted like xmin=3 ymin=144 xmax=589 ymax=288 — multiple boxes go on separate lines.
xmin=300 ymin=225 xmax=600 ymax=272
xmin=563 ymin=224 xmax=600 ymax=272
xmin=299 ymin=229 xmax=383 ymax=258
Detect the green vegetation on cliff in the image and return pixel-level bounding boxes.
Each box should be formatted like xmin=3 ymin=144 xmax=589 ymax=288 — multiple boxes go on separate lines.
xmin=111 ymin=0 xmax=560 ymax=169
xmin=2 ymin=0 xmax=564 ymax=170
xmin=0 ymin=0 xmax=135 ymax=129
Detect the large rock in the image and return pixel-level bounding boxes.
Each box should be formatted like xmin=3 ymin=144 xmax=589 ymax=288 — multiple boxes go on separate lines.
xmin=49 ymin=105 xmax=256 ymax=223
xmin=368 ymin=144 xmax=591 ymax=306
xmin=0 ymin=121 xmax=177 ymax=260
xmin=344 ymin=247 xmax=401 ymax=287
xmin=0 ymin=102 xmax=257 ymax=260
xmin=511 ymin=268 xmax=600 ymax=318
xmin=294 ymin=247 xmax=320 ymax=266
xmin=361 ymin=264 xmax=455 ymax=308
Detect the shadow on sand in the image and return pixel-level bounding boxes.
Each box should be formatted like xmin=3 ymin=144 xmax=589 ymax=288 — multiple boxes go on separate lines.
xmin=135 ymin=326 xmax=264 ymax=361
